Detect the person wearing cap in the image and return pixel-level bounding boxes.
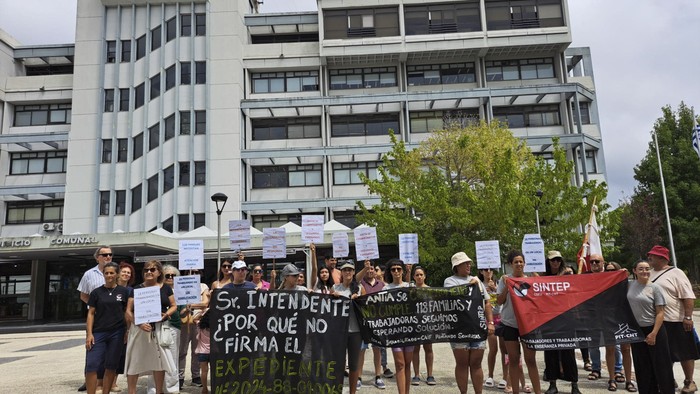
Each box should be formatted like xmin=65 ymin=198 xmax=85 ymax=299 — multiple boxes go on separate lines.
xmin=383 ymin=258 xmax=415 ymax=394
xmin=585 ymin=253 xmax=609 ymax=384
xmin=542 ymin=251 xmax=581 ymax=394
xmin=332 ymin=259 xmax=365 ymax=393
xmin=277 ymin=263 xmax=308 ymax=291
xmin=647 ymin=245 xmax=698 ymax=393
xmin=355 ymin=259 xmax=388 ymax=389
xmin=444 ymin=252 xmax=495 ymax=394
xmin=179 ymin=269 xmax=209 ymax=389
xmin=223 ymin=261 xmax=256 ymax=290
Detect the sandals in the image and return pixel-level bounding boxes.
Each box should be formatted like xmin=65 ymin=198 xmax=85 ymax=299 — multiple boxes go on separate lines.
xmin=522 ymin=384 xmax=532 ymax=393
xmin=615 ymin=372 xmax=625 ymax=383
xmin=588 ymin=371 xmax=601 ymax=380
xmin=608 ymin=379 xmax=618 ymax=391
xmin=625 ymin=381 xmax=638 ymax=392
xmin=504 ymin=385 xmax=513 ymax=394
xmin=583 ymin=361 xmax=592 ymax=371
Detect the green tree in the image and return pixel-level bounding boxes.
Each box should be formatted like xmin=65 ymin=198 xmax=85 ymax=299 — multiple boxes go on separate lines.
xmin=632 ymin=103 xmax=700 ymax=278
xmin=357 ymin=121 xmax=608 ymax=283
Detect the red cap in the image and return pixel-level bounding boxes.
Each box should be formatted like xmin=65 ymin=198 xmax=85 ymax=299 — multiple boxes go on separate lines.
xmin=647 ymin=245 xmax=670 ymax=261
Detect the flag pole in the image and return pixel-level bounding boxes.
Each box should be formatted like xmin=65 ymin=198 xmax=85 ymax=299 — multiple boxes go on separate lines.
xmin=653 ymin=128 xmax=677 ymax=267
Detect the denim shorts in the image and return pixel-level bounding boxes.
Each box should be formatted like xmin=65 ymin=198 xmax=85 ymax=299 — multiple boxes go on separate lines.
xmin=450 ymin=340 xmax=486 ymax=350
xmin=197 ymin=353 xmax=210 ymax=363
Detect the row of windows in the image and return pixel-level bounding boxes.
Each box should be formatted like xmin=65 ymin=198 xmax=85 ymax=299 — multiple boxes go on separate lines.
xmin=162 ymin=213 xmax=206 ymax=232
xmin=323 ymin=0 xmax=563 ymax=39
xmin=101 ymin=111 xmax=205 ymax=163
xmin=104 ymin=62 xmax=205 ymax=112
xmin=13 ymin=104 xmax=71 ymax=127
xmin=250 ymin=162 xmax=382 ymax=189
xmin=407 ymin=63 xmax=476 ymax=86
xmin=106 ymin=13 xmax=205 ymax=63
xmin=251 ymin=71 xmax=319 ymax=94
xmin=329 ymin=67 xmax=397 ymax=90
xmin=485 ymin=58 xmax=555 ymax=81
xmin=10 ymin=151 xmax=68 ymax=175
xmin=6 ymin=200 xmax=63 ymax=224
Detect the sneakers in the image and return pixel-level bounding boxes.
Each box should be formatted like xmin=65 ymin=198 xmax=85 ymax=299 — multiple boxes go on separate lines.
xmin=426 ymin=376 xmax=437 ymax=386
xmin=682 ymin=380 xmax=698 ymax=393
xmin=485 ymin=377 xmax=495 ymax=387
xmin=411 ymin=376 xmax=421 ymax=386
xmin=192 ymin=377 xmax=203 ymax=387
xmin=383 ymin=368 xmax=394 ymax=378
xmin=374 ymin=377 xmax=386 ymax=389
xmin=78 ymin=383 xmax=87 ymax=392
xmin=356 ymin=378 xmax=362 ymax=390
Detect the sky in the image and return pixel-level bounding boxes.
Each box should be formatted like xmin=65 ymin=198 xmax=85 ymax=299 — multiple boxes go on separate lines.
xmin=0 ymin=0 xmax=698 ymax=207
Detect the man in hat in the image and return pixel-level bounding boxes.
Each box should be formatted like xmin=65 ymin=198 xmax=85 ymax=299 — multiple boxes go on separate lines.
xmin=647 ymin=245 xmax=698 ymax=393
xmin=223 ymin=261 xmax=256 ymax=290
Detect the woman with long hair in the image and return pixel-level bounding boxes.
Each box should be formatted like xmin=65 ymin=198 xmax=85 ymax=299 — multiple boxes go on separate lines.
xmin=480 ymin=267 xmax=507 ymax=390
xmin=385 ymin=258 xmax=414 ymax=394
xmin=313 ymin=266 xmax=334 ymax=294
xmin=496 ymin=250 xmax=541 ymax=394
xmin=332 ymin=260 xmax=365 ymax=394
xmin=211 ymin=259 xmax=233 ymax=289
xmin=111 ymin=261 xmax=135 ymax=393
xmin=411 ymin=266 xmax=436 ymax=386
xmin=249 ymin=263 xmax=270 ymax=290
xmin=124 ymin=260 xmax=177 ymax=394
xmin=604 ymin=262 xmax=635 ymax=392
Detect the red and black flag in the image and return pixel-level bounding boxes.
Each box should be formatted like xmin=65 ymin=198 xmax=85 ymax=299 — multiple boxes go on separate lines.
xmin=505 ymin=271 xmax=644 ymax=350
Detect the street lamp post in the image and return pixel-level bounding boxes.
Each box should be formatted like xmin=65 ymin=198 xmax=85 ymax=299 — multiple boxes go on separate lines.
xmin=211 ymin=192 xmax=228 ymax=273
xmin=534 ymin=190 xmax=543 ymax=234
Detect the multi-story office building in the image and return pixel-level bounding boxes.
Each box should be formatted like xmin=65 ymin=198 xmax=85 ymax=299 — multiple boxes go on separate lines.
xmin=0 ymin=0 xmax=605 ymax=322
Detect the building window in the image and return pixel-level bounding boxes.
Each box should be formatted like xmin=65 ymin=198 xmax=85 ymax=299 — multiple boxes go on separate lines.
xmin=195 ymin=161 xmax=206 ymax=185
xmin=106 ymin=41 xmax=117 ymax=63
xmin=333 ymin=162 xmax=380 ymax=185
xmin=333 ymin=210 xmax=359 ymax=229
xmin=179 ymin=162 xmax=190 ymax=186
xmin=135 ymin=83 xmax=145 ymax=109
xmin=486 ymin=0 xmax=564 ymax=30
xmin=117 ymin=138 xmax=128 ymax=162
xmin=162 ymin=217 xmax=174 ymax=232
xmin=121 ymin=40 xmax=131 ymax=62
xmin=331 ymin=114 xmax=400 ymax=137
xmin=13 ymin=104 xmax=71 ymax=126
xmin=493 ymin=105 xmax=561 ymax=128
xmin=583 ymin=150 xmax=597 ymax=174
xmin=251 ymin=71 xmax=319 ymax=93
xmin=99 ymin=191 xmax=110 ymax=215
xmin=133 ymin=133 xmax=144 ymax=160
xmin=150 ymin=73 xmax=161 ymax=100
xmin=164 ymin=114 xmax=175 ymax=141
xmin=166 ymin=17 xmax=177 ymax=42
xmin=252 ymin=164 xmax=322 ymax=189
xmin=165 ymin=65 xmax=176 ymax=91
xmin=6 ymin=200 xmax=63 ymax=224
xmin=180 ymin=111 xmax=191 ymax=135
xmin=252 ymin=117 xmax=321 ymax=140
xmin=407 ymin=63 xmax=476 ymax=86
xmin=119 ymin=88 xmax=129 ymax=111
xmin=195 ymin=13 xmax=206 ymax=36
xmin=178 ymin=214 xmax=190 ymax=231
xmin=485 ymin=58 xmax=555 ymax=81
xmin=104 ymin=89 xmax=115 ymax=112
xmin=252 ymin=213 xmax=304 ymax=230
xmin=193 ymin=213 xmax=205 ymax=229
xmin=195 ymin=61 xmax=206 ymax=84
xmin=163 ymin=165 xmax=175 ymax=193
xmin=195 ymin=111 xmax=206 ymax=134
xmin=180 ymin=62 xmax=191 ymax=85
xmin=148 ymin=123 xmax=160 ymax=151
xmin=324 ymin=7 xmax=399 ymax=39
xmin=410 ymin=110 xmax=480 ymax=133
xmin=151 ymin=25 xmax=162 ymax=51
xmin=181 ymin=14 xmax=192 ymax=36
xmin=147 ymin=174 xmax=159 ymax=202
xmin=572 ymin=102 xmax=591 ymax=125
xmin=404 ymin=2 xmax=481 ymax=35
xmin=10 ymin=151 xmax=67 ymax=174
xmin=101 ymin=139 xmax=112 ymax=163
xmin=252 ymin=33 xmax=319 ymax=44
xmin=131 ymin=184 xmax=142 ymax=212
xmin=115 ymin=190 xmax=126 ymax=215
xmin=136 ymin=34 xmax=146 ymax=60
xmin=329 ymin=67 xmax=397 ymax=89
xmin=534 ymin=152 xmax=556 ymax=167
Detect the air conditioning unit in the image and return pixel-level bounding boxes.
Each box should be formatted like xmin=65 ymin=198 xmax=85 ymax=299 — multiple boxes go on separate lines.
xmin=57 ymin=223 xmax=64 ymax=233
xmin=42 ymin=223 xmax=56 ymax=231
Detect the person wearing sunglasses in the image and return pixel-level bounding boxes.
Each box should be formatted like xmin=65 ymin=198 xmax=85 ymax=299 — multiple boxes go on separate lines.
xmin=179 ymin=268 xmax=209 ymax=389
xmin=211 ymin=259 xmax=234 ymax=290
xmin=223 ymin=261 xmax=256 ymax=290
xmin=125 ymin=260 xmax=177 ymax=394
xmin=249 ymin=264 xmax=270 ymax=290
xmin=384 ymin=259 xmax=414 ymax=394
xmin=77 ymin=246 xmax=113 ymax=392
xmin=332 ymin=260 xmax=365 ymax=393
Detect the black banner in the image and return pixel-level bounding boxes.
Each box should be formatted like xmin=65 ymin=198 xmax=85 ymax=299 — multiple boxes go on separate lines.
xmin=355 ymin=285 xmax=486 ymax=347
xmin=210 ymin=289 xmax=350 ymax=394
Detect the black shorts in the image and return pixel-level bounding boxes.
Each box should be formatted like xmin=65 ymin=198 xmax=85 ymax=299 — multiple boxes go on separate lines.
xmin=496 ymin=324 xmax=521 ymax=342
xmin=664 ymin=321 xmax=700 ymax=362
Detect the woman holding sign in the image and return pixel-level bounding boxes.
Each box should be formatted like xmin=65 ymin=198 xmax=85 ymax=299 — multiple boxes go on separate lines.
xmin=496 ymin=251 xmax=541 ymax=394
xmin=411 ymin=266 xmax=436 ymax=386
xmin=125 ymin=260 xmax=177 ymax=394
xmin=332 ymin=260 xmax=365 ymax=394
xmin=384 ymin=259 xmax=414 ymax=394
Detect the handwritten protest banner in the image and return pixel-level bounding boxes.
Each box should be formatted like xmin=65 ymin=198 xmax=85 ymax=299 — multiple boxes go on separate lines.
xmin=179 ymin=240 xmax=204 ymax=270
xmin=301 ymin=215 xmax=324 ymax=243
xmin=354 ymin=227 xmax=379 ymax=260
xmin=521 ymin=233 xmax=546 ymax=273
xmin=210 ymin=289 xmax=350 ymax=394
xmin=332 ymin=232 xmax=349 ymax=258
xmin=475 ymin=240 xmax=500 ymax=269
xmin=355 ymin=285 xmax=486 ymax=347
xmin=133 ymin=286 xmax=162 ymax=325
xmin=173 ymin=275 xmax=202 ymax=305
xmin=263 ymin=228 xmax=286 ymax=259
xmin=229 ymin=220 xmax=251 ymax=251
xmin=398 ymin=234 xmax=419 ymax=264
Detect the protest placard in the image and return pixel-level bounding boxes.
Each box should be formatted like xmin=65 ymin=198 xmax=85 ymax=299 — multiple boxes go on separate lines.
xmin=475 ymin=240 xmax=500 ymax=269
xmin=133 ymin=286 xmax=162 ymax=325
xmin=332 ymin=232 xmax=349 ymax=258
xmin=354 ymin=227 xmax=379 ymax=260
xmin=179 ymin=240 xmax=204 ymax=270
xmin=521 ymin=233 xmax=546 ymax=273
xmin=173 ymin=275 xmax=202 ymax=305
xmin=263 ymin=228 xmax=286 ymax=259
xmin=301 ymin=215 xmax=324 ymax=243
xmin=210 ymin=289 xmax=350 ymax=394
xmin=398 ymin=234 xmax=419 ymax=264
xmin=229 ymin=220 xmax=251 ymax=251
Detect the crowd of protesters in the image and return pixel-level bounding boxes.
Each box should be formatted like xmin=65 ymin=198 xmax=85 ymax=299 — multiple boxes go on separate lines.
xmin=78 ymin=244 xmax=697 ymax=394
